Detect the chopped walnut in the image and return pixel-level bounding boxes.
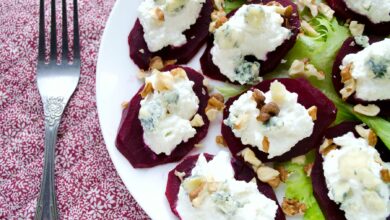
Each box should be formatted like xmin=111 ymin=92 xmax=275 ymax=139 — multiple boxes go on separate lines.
xmin=349 ymin=21 xmax=365 ymax=37
xmin=380 ymin=169 xmax=390 ymax=183
xmin=174 ymin=170 xmax=186 ymax=182
xmin=189 ymin=182 xmax=205 ymax=201
xmin=257 ymin=102 xmax=280 ymax=123
xmin=234 ymin=113 xmax=249 ymax=130
xmin=136 ymin=69 xmax=149 ymax=79
xmin=206 ymin=95 xmax=225 ymax=111
xmin=304 ymin=163 xmax=313 ymax=176
xmin=256 ymin=166 xmax=280 ymax=188
xmin=340 ymin=63 xmax=353 ymax=83
xmin=301 ymin=20 xmax=319 ymax=36
xmin=340 ymin=78 xmax=356 ymax=100
xmin=277 ymin=166 xmax=289 ymax=182
xmin=121 ymin=101 xmax=129 ymax=109
xmin=202 ymin=78 xmax=213 ymax=92
xmin=149 ymin=56 xmax=164 ymax=70
xmin=297 ymin=0 xmax=318 ymax=17
xmin=155 ymin=71 xmax=174 ymax=91
xmin=289 ymin=59 xmax=324 ymax=80
xmin=170 ymin=68 xmax=187 ymax=78
xmin=291 ymin=155 xmax=306 ymax=165
xmin=353 ymin=104 xmax=380 ymax=117
xmin=151 ymin=7 xmax=165 ymax=23
xmin=190 ymin=114 xmax=205 ymax=127
xmin=212 ymin=0 xmax=225 ymax=11
xmin=319 ymin=138 xmax=336 ymax=156
xmin=206 ymin=108 xmax=219 ymax=121
xmin=164 ymin=59 xmax=177 ymax=67
xmin=282 ymin=198 xmax=307 ymax=216
xmin=215 ymin=135 xmax=227 ymax=147
xmin=140 ymin=82 xmax=154 ymax=98
xmin=262 ymin=136 xmax=270 ymax=153
xmin=355 ymin=124 xmax=378 ymax=146
xmin=209 ymin=10 xmax=227 ymax=32
xmin=307 ymin=106 xmax=317 ymax=121
xmin=252 ymin=89 xmax=266 ymax=107
xmin=318 ymin=3 xmax=334 ymax=19
xmin=274 ymin=4 xmax=293 ymax=17
xmin=240 ymin=147 xmax=262 ymax=168
xmin=194 ymin=143 xmax=203 ymax=148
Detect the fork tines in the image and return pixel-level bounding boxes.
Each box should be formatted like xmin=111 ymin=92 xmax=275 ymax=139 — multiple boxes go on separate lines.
xmin=38 ymin=0 xmax=80 ymax=64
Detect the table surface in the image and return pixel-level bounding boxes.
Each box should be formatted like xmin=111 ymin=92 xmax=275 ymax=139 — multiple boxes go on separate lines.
xmin=0 ymin=0 xmax=149 ymax=219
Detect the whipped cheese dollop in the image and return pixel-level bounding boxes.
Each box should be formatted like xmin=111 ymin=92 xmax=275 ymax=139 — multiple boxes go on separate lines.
xmin=176 ymin=151 xmax=278 ymax=220
xmin=138 ymin=69 xmax=199 ymax=155
xmin=224 ymin=81 xmax=314 ymax=158
xmin=211 ymin=4 xmax=291 ymax=85
xmin=343 ymin=0 xmax=390 ymax=24
xmin=322 ymin=132 xmax=390 ymax=220
xmin=138 ymin=0 xmax=206 ymax=52
xmin=340 ymin=39 xmax=390 ymax=101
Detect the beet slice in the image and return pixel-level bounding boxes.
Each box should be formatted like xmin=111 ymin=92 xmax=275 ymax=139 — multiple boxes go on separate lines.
xmin=115 ymin=66 xmax=210 ymax=168
xmin=222 ymin=78 xmax=337 ymax=162
xmin=200 ymin=0 xmax=301 ymax=84
xmin=129 ymin=0 xmax=213 ymax=70
xmin=311 ymin=122 xmax=390 ymax=220
xmin=326 ymin=0 xmax=390 ymax=35
xmin=332 ymin=37 xmax=390 ymax=117
xmin=165 ymin=153 xmax=285 ymax=220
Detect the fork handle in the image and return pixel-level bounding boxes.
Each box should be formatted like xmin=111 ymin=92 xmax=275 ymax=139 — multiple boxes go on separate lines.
xmin=35 ymin=97 xmax=65 ymax=220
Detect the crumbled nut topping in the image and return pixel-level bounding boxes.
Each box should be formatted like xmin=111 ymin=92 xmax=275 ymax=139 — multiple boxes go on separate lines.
xmin=174 ymin=170 xmax=186 ymax=182
xmin=190 ymin=114 xmax=205 ymax=127
xmin=262 ymin=136 xmax=270 ymax=153
xmin=140 ymin=82 xmax=154 ymax=98
xmin=355 ymin=124 xmax=378 ymax=147
xmin=307 ymin=106 xmax=317 ymax=121
xmin=318 ymin=3 xmax=334 ymax=19
xmin=353 ymin=104 xmax=380 ymax=117
xmin=202 ymin=78 xmax=213 ymax=92
xmin=289 ymin=59 xmax=324 ymax=80
xmin=189 ymin=182 xmax=206 ymax=202
xmin=282 ymin=198 xmax=307 ymax=216
xmin=256 ymin=166 xmax=280 ymax=183
xmin=136 ymin=69 xmax=149 ymax=79
xmin=209 ymin=10 xmax=227 ymax=32
xmin=380 ymin=169 xmax=390 ymax=183
xmin=291 ymin=155 xmax=306 ymax=165
xmin=240 ymin=147 xmax=262 ymax=168
xmin=151 ymin=7 xmax=165 ymax=23
xmin=257 ymin=102 xmax=280 ymax=123
xmin=205 ymin=108 xmax=219 ymax=121
xmin=304 ymin=163 xmax=313 ymax=176
xmin=155 ymin=71 xmax=174 ymax=91
xmin=252 ymin=89 xmax=266 ymax=107
xmin=164 ymin=59 xmax=177 ymax=67
xmin=267 ymin=176 xmax=281 ymax=188
xmin=121 ymin=101 xmax=129 ymax=109
xmin=212 ymin=0 xmax=225 ymax=11
xmin=340 ymin=63 xmax=353 ymax=83
xmin=277 ymin=166 xmax=289 ymax=183
xmin=349 ymin=21 xmax=365 ymax=37
xmin=194 ymin=143 xmax=203 ymax=148
xmin=207 ymin=95 xmax=225 ymax=111
xmin=301 ymin=20 xmax=319 ymax=36
xmin=319 ymin=138 xmax=336 ymax=156
xmin=340 ymin=78 xmax=356 ymax=100
xmin=149 ymin=56 xmax=164 ymax=70
xmin=170 ymin=67 xmax=187 ymax=78
xmin=215 ymin=135 xmax=227 ymax=147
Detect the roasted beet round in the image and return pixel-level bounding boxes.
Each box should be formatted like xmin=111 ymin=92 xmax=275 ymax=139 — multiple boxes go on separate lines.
xmin=200 ymin=0 xmax=301 ymax=84
xmin=165 ymin=153 xmax=285 ymax=220
xmin=311 ymin=122 xmax=390 ymax=220
xmin=129 ymin=0 xmax=213 ymax=70
xmin=326 ymin=0 xmax=390 ymax=35
xmin=332 ymin=37 xmax=390 ymax=117
xmin=115 ymin=66 xmax=210 ymax=168
xmin=222 ymin=78 xmax=337 ymax=162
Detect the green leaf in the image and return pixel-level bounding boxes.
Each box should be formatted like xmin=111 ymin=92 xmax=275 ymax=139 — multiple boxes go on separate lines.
xmin=224 ymin=0 xmax=245 ymax=13
xmin=282 ymin=155 xmax=325 ymax=220
xmin=215 ymin=84 xmax=249 ymax=99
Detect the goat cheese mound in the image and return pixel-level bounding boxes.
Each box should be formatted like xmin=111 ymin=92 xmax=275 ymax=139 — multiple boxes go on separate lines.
xmin=176 ymin=151 xmax=278 ymax=220
xmin=224 ymin=81 xmax=314 ymax=158
xmin=343 ymin=0 xmax=390 ymax=24
xmin=138 ymin=0 xmax=206 ymax=52
xmin=211 ymin=4 xmax=291 ymax=85
xmin=340 ymin=39 xmax=390 ymax=101
xmin=138 ymin=69 xmax=199 ymax=155
xmin=322 ymin=132 xmax=390 ymax=220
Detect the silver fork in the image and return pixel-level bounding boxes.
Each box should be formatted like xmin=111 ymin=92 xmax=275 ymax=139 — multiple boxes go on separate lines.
xmin=35 ymin=0 xmax=80 ymax=219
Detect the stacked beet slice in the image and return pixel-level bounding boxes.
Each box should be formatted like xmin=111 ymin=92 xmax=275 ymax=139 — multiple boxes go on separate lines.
xmin=222 ymin=78 xmax=337 ymax=163
xmin=165 ymin=153 xmax=286 ymax=220
xmin=116 ymin=66 xmax=210 ymax=168
xmin=129 ymin=0 xmax=213 ymax=70
xmin=200 ymin=0 xmax=301 ymax=83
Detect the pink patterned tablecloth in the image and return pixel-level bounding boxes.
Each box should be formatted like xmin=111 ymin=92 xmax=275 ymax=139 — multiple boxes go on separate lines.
xmin=0 ymin=0 xmax=149 ymax=219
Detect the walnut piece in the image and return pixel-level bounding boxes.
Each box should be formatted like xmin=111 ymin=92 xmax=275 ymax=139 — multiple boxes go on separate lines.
xmin=190 ymin=114 xmax=205 ymax=127
xmin=282 ymin=198 xmax=307 ymax=216
xmin=140 ymin=82 xmax=154 ymax=98
xmin=215 ymin=135 xmax=227 ymax=147
xmin=380 ymin=169 xmax=390 ymax=183
xmin=170 ymin=67 xmax=187 ymax=78
xmin=240 ymin=147 xmax=262 ymax=168
xmin=149 ymin=56 xmax=164 ymax=70
xmin=262 ymin=136 xmax=270 ymax=153
xmin=340 ymin=78 xmax=356 ymax=100
xmin=353 ymin=104 xmax=380 ymax=117
xmin=256 ymin=166 xmax=280 ymax=188
xmin=349 ymin=21 xmax=365 ymax=37
xmin=307 ymin=106 xmax=317 ymax=121
xmin=319 ymin=138 xmax=336 ymax=156
xmin=355 ymin=124 xmax=377 ymax=146
xmin=121 ymin=101 xmax=129 ymax=109
xmin=277 ymin=166 xmax=289 ymax=183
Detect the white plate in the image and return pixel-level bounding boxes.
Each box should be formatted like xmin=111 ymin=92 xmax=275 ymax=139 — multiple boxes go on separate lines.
xmin=96 ymin=1 xmax=298 ymax=219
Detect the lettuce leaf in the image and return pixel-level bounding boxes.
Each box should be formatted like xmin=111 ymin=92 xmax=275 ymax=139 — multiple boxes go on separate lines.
xmin=281 ymin=151 xmax=325 ymax=220
xmin=216 ymin=84 xmax=249 ymax=99
xmin=224 ymin=0 xmax=245 ymax=13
